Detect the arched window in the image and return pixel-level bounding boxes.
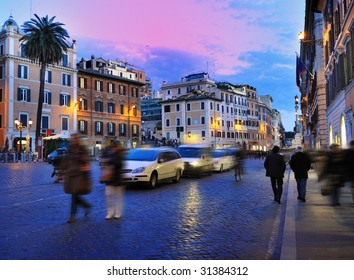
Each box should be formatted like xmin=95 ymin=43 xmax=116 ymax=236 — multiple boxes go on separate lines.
xmin=340 ymin=115 xmax=347 ymax=147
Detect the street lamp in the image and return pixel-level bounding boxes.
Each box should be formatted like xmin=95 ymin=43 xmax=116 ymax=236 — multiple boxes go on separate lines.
xmin=298 ymin=31 xmax=324 ymax=48
xmin=14 ymin=117 xmax=32 ymax=157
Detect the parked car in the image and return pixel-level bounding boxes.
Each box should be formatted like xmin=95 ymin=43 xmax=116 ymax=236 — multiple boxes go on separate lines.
xmin=121 ymin=147 xmax=184 ymax=188
xmin=47 ymin=148 xmax=68 ymax=164
xmin=176 ymin=144 xmax=213 ymax=177
xmin=211 ymin=149 xmax=235 ymax=172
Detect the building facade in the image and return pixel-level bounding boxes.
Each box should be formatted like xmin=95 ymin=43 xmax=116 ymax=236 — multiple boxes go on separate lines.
xmin=160 ymin=73 xmax=278 ymax=150
xmin=300 ymin=0 xmax=354 ymax=148
xmin=76 ymin=57 xmax=145 ymax=153
xmin=0 ymin=16 xmax=77 ymax=155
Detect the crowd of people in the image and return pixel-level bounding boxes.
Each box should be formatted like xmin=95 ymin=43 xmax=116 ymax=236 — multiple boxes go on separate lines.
xmin=263 ymin=142 xmax=354 ymax=206
xmin=50 ymin=133 xmax=354 ymax=223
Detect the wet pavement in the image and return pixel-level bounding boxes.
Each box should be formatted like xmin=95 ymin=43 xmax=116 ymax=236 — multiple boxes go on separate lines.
xmin=1 ymin=158 xmax=354 ymax=260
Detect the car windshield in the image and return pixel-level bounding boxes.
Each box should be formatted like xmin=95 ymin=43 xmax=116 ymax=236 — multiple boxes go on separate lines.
xmin=125 ymin=149 xmax=159 ymax=161
xmin=177 ymin=147 xmax=204 ymax=158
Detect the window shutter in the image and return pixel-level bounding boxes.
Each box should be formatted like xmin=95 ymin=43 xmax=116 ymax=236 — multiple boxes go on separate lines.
xmin=18 ymin=65 xmax=21 ymax=78
xmin=48 ymin=92 xmax=52 ymax=104
xmin=48 ymin=71 xmax=52 ymax=83
xmin=17 ymin=88 xmax=21 ymax=101
xmin=60 ymin=94 xmax=63 ymax=106
xmin=68 ymin=75 xmax=71 ymax=87
xmin=84 ymin=78 xmax=87 ymax=89
xmin=27 ymin=89 xmax=31 ymax=102
xmin=84 ymin=121 xmax=88 ymax=134
xmin=24 ymin=66 xmax=28 ymax=79
xmin=68 ymin=95 xmax=71 ymax=107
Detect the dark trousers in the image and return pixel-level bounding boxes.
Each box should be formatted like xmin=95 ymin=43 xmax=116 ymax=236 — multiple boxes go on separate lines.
xmin=70 ymin=194 xmax=90 ymax=215
xmin=270 ymin=177 xmax=283 ymax=202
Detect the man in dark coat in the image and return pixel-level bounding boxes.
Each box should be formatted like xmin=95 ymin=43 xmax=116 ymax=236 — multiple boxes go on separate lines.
xmin=289 ymin=146 xmax=312 ymax=202
xmin=264 ymin=146 xmax=286 ymax=204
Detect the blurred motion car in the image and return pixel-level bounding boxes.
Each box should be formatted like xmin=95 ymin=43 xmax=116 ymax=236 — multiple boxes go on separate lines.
xmin=47 ymin=148 xmax=68 ymax=164
xmin=176 ymin=144 xmax=213 ymax=177
xmin=211 ymin=149 xmax=235 ymax=172
xmin=121 ymin=147 xmax=184 ymax=188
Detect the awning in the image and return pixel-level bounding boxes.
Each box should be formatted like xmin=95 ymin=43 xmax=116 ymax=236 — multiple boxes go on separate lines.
xmin=43 ymin=132 xmax=70 ymax=140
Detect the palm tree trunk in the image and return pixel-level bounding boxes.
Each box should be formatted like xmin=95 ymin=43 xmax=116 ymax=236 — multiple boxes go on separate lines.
xmin=35 ymin=65 xmax=46 ymax=154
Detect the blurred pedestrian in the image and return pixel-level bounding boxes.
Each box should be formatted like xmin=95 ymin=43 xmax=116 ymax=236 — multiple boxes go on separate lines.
xmin=289 ymin=146 xmax=312 ymax=202
xmin=343 ymin=140 xmax=354 ymax=204
xmin=63 ymin=133 xmax=92 ymax=223
xmin=234 ymin=148 xmax=245 ymax=181
xmin=100 ymin=141 xmax=125 ymax=220
xmin=51 ymin=154 xmax=64 ymax=183
xmin=264 ymin=146 xmax=286 ymax=204
xmin=326 ymin=144 xmax=345 ymax=206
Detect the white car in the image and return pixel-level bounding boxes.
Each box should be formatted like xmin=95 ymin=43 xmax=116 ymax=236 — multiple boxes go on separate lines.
xmin=211 ymin=149 xmax=235 ymax=172
xmin=121 ymin=147 xmax=184 ymax=188
xmin=176 ymin=144 xmax=214 ymax=177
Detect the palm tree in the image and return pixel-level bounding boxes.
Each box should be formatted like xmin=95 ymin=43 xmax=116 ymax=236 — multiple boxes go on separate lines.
xmin=20 ymin=14 xmax=70 ymax=153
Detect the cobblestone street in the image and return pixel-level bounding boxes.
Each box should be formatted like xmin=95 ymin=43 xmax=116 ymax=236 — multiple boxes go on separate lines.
xmin=0 ymin=158 xmax=284 ymax=260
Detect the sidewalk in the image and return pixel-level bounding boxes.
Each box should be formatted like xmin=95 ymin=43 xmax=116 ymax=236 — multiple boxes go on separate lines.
xmin=281 ymin=168 xmax=354 ymax=259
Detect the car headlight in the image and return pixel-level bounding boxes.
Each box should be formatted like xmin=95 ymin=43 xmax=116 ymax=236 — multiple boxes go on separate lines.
xmin=132 ymin=166 xmax=146 ymax=173
xmin=190 ymin=161 xmax=200 ymax=167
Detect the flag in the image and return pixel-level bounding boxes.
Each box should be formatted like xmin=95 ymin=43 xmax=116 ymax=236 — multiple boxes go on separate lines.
xmin=296 ymin=56 xmax=307 ymax=89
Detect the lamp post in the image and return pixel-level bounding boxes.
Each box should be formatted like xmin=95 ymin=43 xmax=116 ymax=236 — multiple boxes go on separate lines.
xmin=295 ymin=95 xmax=299 ymax=133
xmin=14 ymin=117 xmax=32 ymax=158
xmin=298 ymin=31 xmax=323 ymax=48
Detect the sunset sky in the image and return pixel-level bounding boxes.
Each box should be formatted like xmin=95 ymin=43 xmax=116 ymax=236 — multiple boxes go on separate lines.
xmin=0 ymin=0 xmax=305 ymax=131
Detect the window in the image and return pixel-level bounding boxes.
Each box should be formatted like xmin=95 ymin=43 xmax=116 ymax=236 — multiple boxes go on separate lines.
xmin=119 ymin=85 xmax=126 ymax=95
xmin=0 ymin=88 xmax=2 ymax=102
xmin=176 ymin=118 xmax=181 ymax=126
xmin=132 ymin=124 xmax=139 ymax=137
xmin=132 ymin=87 xmax=138 ymax=97
xmin=42 ymin=115 xmax=49 ymax=132
xmin=119 ymin=123 xmax=126 ymax=136
xmin=107 ymin=122 xmax=115 ymax=136
xmin=43 ymin=91 xmax=52 ymax=104
xmin=45 ymin=70 xmax=52 ymax=83
xmin=0 ymin=65 xmax=3 ymax=79
xmin=20 ymin=44 xmax=26 ymax=58
xmin=0 ymin=115 xmax=2 ymax=128
xmin=108 ymin=82 xmax=115 ymax=93
xmin=187 ymin=118 xmax=191 ymax=125
xmin=0 ymin=44 xmax=3 ymax=55
xmin=95 ymin=80 xmax=103 ymax=92
xmin=79 ymin=98 xmax=88 ymax=110
xmin=62 ymin=73 xmax=71 ymax=86
xmin=108 ymin=102 xmax=115 ymax=113
xmin=95 ymin=101 xmax=103 ymax=112
xmin=59 ymin=94 xmax=70 ymax=106
xmin=62 ymin=54 xmax=68 ymax=67
xmin=79 ymin=77 xmax=87 ymax=89
xmin=187 ymin=104 xmax=191 ymax=111
xmin=61 ymin=116 xmax=69 ymax=131
xmin=210 ymin=102 xmax=213 ymax=110
xmin=201 ymin=102 xmax=205 ymax=110
xmin=17 ymin=88 xmax=31 ymax=102
xmin=95 ymin=121 xmax=103 ymax=135
xmin=201 ymin=116 xmax=205 ymax=124
xmin=18 ymin=65 xmax=28 ymax=79
xmin=176 ymin=104 xmax=180 ymax=111
xmin=78 ymin=120 xmax=88 ymax=134
xmin=19 ymin=113 xmax=29 ymax=127
xmin=164 ymin=105 xmax=171 ymax=112
xmin=120 ymin=104 xmax=124 ymax=114
xmin=166 ymin=119 xmax=170 ymax=127
xmin=201 ymin=131 xmax=206 ymax=137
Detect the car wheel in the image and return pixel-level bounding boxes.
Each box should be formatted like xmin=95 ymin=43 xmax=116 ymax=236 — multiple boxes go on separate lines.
xmin=149 ymin=171 xmax=158 ymax=188
xmin=173 ymin=169 xmax=181 ymax=183
xmin=219 ymin=164 xmax=224 ymax=173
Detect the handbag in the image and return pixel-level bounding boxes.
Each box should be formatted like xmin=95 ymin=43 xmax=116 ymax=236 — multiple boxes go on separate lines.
xmin=100 ymin=163 xmax=115 ymax=183
xmin=64 ymin=172 xmax=92 ymax=195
